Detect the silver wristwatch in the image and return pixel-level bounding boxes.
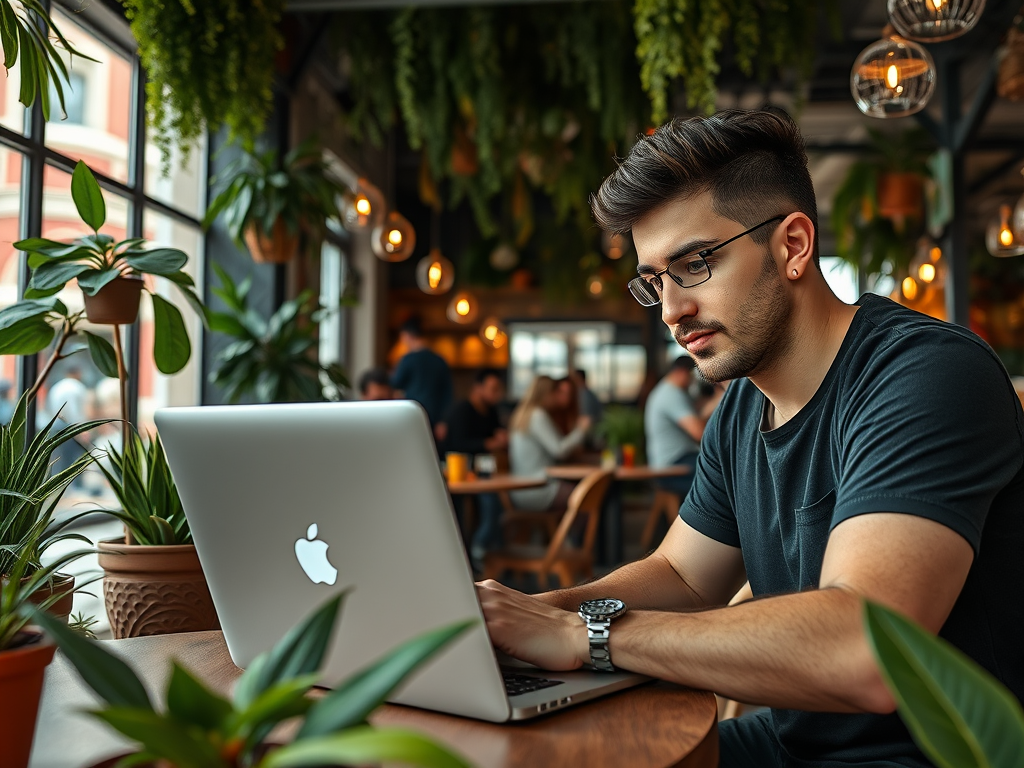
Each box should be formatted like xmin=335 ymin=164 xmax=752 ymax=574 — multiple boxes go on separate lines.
xmin=578 ymin=598 xmax=627 ymax=672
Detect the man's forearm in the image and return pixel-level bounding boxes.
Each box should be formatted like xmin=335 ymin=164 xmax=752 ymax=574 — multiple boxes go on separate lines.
xmin=536 ymin=553 xmax=711 ymax=613
xmin=605 ymin=587 xmax=893 ymax=714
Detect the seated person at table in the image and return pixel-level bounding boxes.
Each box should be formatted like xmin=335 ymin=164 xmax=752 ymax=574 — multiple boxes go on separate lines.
xmin=643 ymin=355 xmax=723 ymax=499
xmin=508 ymin=375 xmax=592 ymax=513
xmin=443 ymin=368 xmax=510 ymax=564
xmin=477 ymin=108 xmax=1024 ymax=768
xmin=357 ymin=367 xmax=394 ymax=401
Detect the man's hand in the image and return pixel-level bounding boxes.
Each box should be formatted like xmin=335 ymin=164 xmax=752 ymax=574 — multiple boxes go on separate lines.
xmin=476 ymin=579 xmax=587 ymax=670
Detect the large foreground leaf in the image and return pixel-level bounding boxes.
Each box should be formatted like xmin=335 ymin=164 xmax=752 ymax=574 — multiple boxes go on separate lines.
xmin=863 ymin=601 xmax=1024 ymax=768
xmin=151 ymin=294 xmax=190 ymax=374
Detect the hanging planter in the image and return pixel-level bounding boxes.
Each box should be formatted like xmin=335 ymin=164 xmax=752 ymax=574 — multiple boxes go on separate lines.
xmin=242 ymin=219 xmax=300 ymax=265
xmin=877 ymin=172 xmax=925 ymax=219
xmin=82 ymin=275 xmax=144 ymax=325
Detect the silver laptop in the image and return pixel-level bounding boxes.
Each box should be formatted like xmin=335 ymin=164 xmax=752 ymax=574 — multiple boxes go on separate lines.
xmin=155 ymin=400 xmax=648 ymax=722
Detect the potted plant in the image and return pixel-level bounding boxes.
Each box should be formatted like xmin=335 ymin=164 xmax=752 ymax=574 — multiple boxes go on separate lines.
xmin=1 ymin=521 xmax=92 ymax=768
xmin=203 ymin=139 xmax=349 ymax=264
xmin=831 ymin=129 xmax=934 ymax=281
xmin=32 ymin=593 xmax=474 ymax=768
xmin=208 ymin=264 xmax=349 ymax=403
xmin=0 ymin=390 xmax=109 ymax=623
xmin=0 ymin=160 xmax=206 ymax=448
xmin=595 ymin=405 xmax=645 ymax=465
xmin=863 ymin=599 xmax=1024 ymax=767
xmin=92 ymin=429 xmax=217 ymax=639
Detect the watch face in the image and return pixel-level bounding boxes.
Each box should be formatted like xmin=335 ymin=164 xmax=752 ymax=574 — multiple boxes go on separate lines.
xmin=580 ymin=598 xmax=626 ymax=619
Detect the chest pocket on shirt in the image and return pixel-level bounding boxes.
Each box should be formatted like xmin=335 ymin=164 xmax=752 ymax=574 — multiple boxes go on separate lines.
xmin=794 ymin=488 xmax=836 ymax=588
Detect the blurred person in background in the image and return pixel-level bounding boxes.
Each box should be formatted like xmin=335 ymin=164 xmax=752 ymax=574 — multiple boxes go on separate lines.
xmin=508 ymin=375 xmax=591 ymax=513
xmin=357 ymin=367 xmax=394 ymax=401
xmin=46 ymin=365 xmax=89 ymax=489
xmin=391 ymin=316 xmax=452 ymax=443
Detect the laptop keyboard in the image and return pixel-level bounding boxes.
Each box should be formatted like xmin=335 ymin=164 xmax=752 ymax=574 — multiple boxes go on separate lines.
xmin=503 ymin=672 xmax=564 ymax=697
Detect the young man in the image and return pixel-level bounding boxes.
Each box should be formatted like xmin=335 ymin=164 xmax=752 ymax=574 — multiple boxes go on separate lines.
xmin=391 ymin=316 xmax=453 ymax=441
xmin=477 ymin=109 xmax=1024 ymax=767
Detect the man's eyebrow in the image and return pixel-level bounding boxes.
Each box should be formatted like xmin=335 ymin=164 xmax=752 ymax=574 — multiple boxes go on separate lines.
xmin=636 ymin=237 xmax=719 ymax=274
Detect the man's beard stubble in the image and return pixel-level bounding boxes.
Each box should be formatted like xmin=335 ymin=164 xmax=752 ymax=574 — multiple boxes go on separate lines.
xmin=673 ymin=250 xmax=793 ymax=383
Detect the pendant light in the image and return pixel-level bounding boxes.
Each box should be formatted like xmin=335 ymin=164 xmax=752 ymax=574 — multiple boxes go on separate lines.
xmin=987 ymin=204 xmax=1024 ymax=257
xmin=1011 ymin=168 xmax=1024 ymax=242
xmin=910 ymin=237 xmax=946 ymax=289
xmin=371 ymin=210 xmax=416 ymax=262
xmin=447 ymin=291 xmax=479 ymax=324
xmin=586 ymin=273 xmax=606 ymax=299
xmin=342 ymin=178 xmax=385 ymax=230
xmin=479 ymin=316 xmax=507 ymax=349
xmin=851 ymin=29 xmax=936 ymax=118
xmin=489 ymin=242 xmax=519 ymax=271
xmin=415 ymin=209 xmax=455 ymax=294
xmin=888 ymin=0 xmax=986 ymax=43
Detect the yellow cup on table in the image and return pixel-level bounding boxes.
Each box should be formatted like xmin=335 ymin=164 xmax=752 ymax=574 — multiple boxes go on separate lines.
xmin=446 ymin=452 xmax=469 ymax=483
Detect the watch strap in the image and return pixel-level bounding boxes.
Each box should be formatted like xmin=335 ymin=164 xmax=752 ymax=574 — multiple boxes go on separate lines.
xmin=585 ymin=617 xmax=615 ymax=672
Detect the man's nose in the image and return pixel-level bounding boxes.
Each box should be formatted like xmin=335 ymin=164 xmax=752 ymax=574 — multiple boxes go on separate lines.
xmin=661 ymin=279 xmax=698 ymax=327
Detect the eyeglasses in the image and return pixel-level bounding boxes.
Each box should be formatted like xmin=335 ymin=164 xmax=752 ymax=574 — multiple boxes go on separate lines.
xmin=627 ymin=216 xmax=786 ymax=307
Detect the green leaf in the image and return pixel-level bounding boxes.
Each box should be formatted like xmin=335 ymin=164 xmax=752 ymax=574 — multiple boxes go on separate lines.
xmin=71 ymin=160 xmax=106 ymax=231
xmin=863 ymin=601 xmax=1024 ymax=768
xmin=29 ymin=608 xmax=152 ymax=710
xmin=233 ymin=594 xmax=344 ymax=709
xmin=298 ymin=620 xmax=475 ymax=738
xmin=123 ymin=248 xmax=188 ymax=276
xmin=263 ymin=726 xmax=471 ymax=768
xmin=90 ymin=708 xmax=223 ymax=767
xmin=76 ymin=268 xmax=123 ymax=297
xmin=0 ymin=297 xmax=63 ymax=330
xmin=227 ymin=674 xmax=317 ymax=748
xmin=15 ymin=237 xmax=84 ymax=255
xmin=83 ymin=331 xmax=119 ymax=378
xmin=17 ymin=24 xmax=35 ymax=111
xmin=151 ymin=294 xmax=191 ymax=374
xmin=165 ymin=662 xmax=233 ymax=731
xmin=0 ymin=315 xmax=55 ymax=355
xmin=29 ymin=260 xmax=91 ymax=291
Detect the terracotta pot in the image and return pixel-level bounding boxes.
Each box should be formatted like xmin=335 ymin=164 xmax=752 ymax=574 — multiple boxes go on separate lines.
xmin=97 ymin=538 xmax=219 ymax=639
xmin=998 ymin=27 xmax=1024 ymax=101
xmin=876 ymin=172 xmax=924 ymax=220
xmin=82 ymin=275 xmax=144 ymax=325
xmin=0 ymin=630 xmax=56 ymax=768
xmin=25 ymin=572 xmax=75 ymax=623
xmin=243 ymin=219 xmax=300 ymax=264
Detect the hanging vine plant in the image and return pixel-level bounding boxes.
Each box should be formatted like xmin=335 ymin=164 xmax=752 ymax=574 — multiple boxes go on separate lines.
xmin=632 ymin=0 xmax=831 ymax=123
xmin=122 ymin=0 xmax=286 ymax=170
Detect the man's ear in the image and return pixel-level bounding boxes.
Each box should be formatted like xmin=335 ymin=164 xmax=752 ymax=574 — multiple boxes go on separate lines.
xmin=778 ymin=213 xmax=815 ymax=281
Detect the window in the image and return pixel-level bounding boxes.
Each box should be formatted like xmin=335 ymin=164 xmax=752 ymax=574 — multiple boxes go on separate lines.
xmin=47 ymin=72 xmax=86 ymax=126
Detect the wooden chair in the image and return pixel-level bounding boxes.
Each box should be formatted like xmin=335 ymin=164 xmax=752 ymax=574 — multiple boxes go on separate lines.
xmin=484 ymin=468 xmax=614 ymax=589
xmin=640 ymin=489 xmax=682 ymax=551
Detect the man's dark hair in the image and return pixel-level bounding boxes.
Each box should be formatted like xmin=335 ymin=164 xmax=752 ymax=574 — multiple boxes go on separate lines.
xmin=358 ymin=367 xmax=390 ymax=395
xmin=591 ymin=108 xmax=819 ymax=265
xmin=399 ymin=316 xmax=424 ymax=337
xmin=473 ymin=368 xmax=503 ymax=386
xmin=669 ymin=355 xmax=697 ymax=373
xmin=574 ymin=368 xmax=587 ymax=383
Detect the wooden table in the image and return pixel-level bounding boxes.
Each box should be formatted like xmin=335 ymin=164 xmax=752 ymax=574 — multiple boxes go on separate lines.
xmin=448 ymin=474 xmax=548 ymax=495
xmin=31 ymin=631 xmax=718 ymax=768
xmin=546 ymin=464 xmax=692 ymax=564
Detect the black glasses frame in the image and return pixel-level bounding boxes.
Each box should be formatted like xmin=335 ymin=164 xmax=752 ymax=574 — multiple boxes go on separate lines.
xmin=627 ymin=215 xmax=787 ymax=306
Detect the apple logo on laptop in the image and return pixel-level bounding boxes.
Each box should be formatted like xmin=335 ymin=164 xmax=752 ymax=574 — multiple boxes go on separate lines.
xmin=294 ymin=523 xmax=338 ymax=585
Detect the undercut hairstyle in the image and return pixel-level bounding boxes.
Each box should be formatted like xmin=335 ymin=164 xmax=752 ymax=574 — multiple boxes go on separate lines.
xmin=591 ymin=108 xmax=819 ymax=265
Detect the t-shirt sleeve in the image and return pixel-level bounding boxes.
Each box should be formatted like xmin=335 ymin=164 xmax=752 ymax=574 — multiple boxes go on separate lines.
xmin=832 ymin=331 xmax=1024 ymax=555
xmin=679 ymin=388 xmax=741 ymax=547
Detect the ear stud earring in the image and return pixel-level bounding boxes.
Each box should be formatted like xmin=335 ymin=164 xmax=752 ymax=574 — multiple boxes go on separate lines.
xmin=792 ymin=269 xmax=799 ymax=276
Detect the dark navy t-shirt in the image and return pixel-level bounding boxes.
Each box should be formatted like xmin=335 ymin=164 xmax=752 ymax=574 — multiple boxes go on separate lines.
xmin=391 ymin=348 xmax=453 ymax=427
xmin=681 ymin=294 xmax=1024 ymax=767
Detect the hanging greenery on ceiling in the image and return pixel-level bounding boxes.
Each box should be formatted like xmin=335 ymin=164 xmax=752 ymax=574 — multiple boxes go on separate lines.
xmin=122 ymin=0 xmax=286 ymax=171
xmin=632 ymin=0 xmax=829 ymax=122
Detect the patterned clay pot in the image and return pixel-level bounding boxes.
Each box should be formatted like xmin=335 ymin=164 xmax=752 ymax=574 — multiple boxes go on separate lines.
xmin=97 ymin=538 xmax=219 ymax=639
xmin=25 ymin=572 xmax=75 ymax=623
xmin=243 ymin=219 xmax=300 ymax=264
xmin=82 ymin=275 xmax=144 ymax=325
xmin=0 ymin=630 xmax=56 ymax=768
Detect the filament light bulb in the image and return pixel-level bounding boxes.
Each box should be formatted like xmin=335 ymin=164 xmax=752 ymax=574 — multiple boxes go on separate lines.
xmin=456 ymin=299 xmax=470 ymax=316
xmin=886 ymin=64 xmax=899 ymax=88
xmin=388 ymin=229 xmax=403 ymax=247
xmin=428 ymin=262 xmax=443 ymax=289
xmin=355 ymin=195 xmax=371 ymax=216
xmin=902 ymin=276 xmax=919 ymax=301
xmin=918 ymin=263 xmax=936 ymax=283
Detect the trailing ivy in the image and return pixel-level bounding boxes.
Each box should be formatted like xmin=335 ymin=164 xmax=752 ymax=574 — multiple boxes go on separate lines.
xmin=122 ymin=0 xmax=286 ymax=171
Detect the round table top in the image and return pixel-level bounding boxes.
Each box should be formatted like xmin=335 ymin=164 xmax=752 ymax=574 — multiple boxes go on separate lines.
xmin=448 ymin=474 xmax=549 ymax=494
xmin=32 ymin=630 xmax=718 ymax=768
xmin=545 ymin=464 xmax=692 ymax=482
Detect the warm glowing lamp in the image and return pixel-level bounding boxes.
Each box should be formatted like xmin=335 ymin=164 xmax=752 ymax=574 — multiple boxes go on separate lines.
xmin=342 ymin=178 xmax=385 ymax=230
xmin=887 ymin=0 xmax=986 ymax=42
xmin=371 ymin=211 xmax=416 ymax=262
xmin=415 ymin=248 xmax=455 ymax=294
xmin=901 ymin=276 xmax=919 ymax=301
xmin=586 ymin=273 xmax=606 ymax=298
xmin=479 ymin=316 xmax=507 ymax=348
xmin=446 ymin=291 xmax=479 ymax=324
xmin=601 ymin=231 xmax=628 ymax=260
xmin=850 ymin=32 xmax=935 ymax=118
xmin=986 ymin=204 xmax=1024 ymax=257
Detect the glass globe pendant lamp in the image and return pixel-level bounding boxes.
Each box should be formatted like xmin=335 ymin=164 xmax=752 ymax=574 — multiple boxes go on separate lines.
xmin=415 ymin=248 xmax=455 ymax=294
xmin=987 ymin=204 xmax=1024 ymax=257
xmin=342 ymin=179 xmax=385 ymax=230
xmin=447 ymin=291 xmax=479 ymax=324
xmin=887 ymin=0 xmax=986 ymax=43
xmin=851 ymin=31 xmax=936 ymax=117
xmin=910 ymin=237 xmax=946 ymax=289
xmin=479 ymin=316 xmax=507 ymax=349
xmin=371 ymin=211 xmax=416 ymax=262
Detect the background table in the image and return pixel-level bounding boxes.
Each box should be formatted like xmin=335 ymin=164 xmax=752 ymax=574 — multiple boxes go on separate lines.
xmin=546 ymin=464 xmax=692 ymax=563
xmin=31 ymin=630 xmax=718 ymax=768
xmin=448 ymin=475 xmax=548 ymax=495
